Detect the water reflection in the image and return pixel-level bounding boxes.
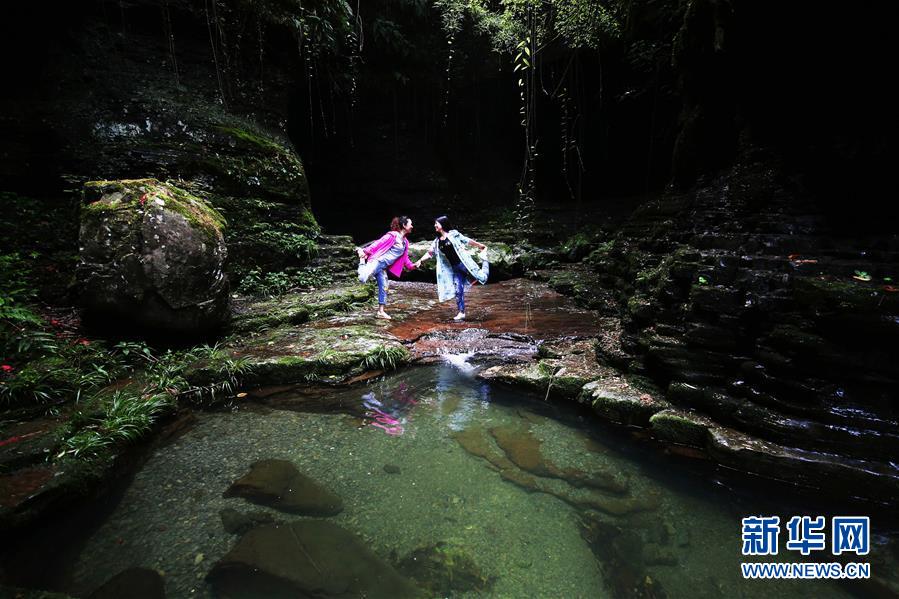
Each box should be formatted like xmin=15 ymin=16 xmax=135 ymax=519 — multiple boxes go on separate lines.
xmin=359 ymin=361 xmax=494 ymax=436
xmin=362 ymin=383 xmax=418 ymax=436
xmin=435 ymin=359 xmax=491 ymax=432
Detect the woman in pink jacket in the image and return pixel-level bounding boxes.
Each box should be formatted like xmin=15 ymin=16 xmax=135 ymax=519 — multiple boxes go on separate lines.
xmin=357 ymin=216 xmax=417 ymax=319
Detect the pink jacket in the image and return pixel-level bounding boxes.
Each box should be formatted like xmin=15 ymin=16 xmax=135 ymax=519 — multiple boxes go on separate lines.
xmin=363 ymin=232 xmax=416 ymax=277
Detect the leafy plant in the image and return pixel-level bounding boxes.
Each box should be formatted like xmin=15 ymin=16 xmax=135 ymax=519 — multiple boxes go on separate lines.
xmin=256 ymin=230 xmax=318 ymax=261
xmin=238 ymin=267 xmax=334 ymax=297
xmin=58 ymin=390 xmax=173 ymax=459
xmin=361 ymin=345 xmax=408 ymax=372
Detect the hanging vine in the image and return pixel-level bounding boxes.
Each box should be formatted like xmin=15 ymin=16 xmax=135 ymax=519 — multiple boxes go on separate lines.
xmin=514 ymin=9 xmax=538 ymax=231
xmin=161 ymin=0 xmax=180 ymax=86
xmin=438 ymin=6 xmax=464 ymax=127
xmin=204 ymin=0 xmax=227 ymax=106
xmin=433 ymin=0 xmax=623 ymax=226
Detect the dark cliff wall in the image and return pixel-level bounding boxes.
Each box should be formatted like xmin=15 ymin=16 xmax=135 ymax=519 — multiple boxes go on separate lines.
xmin=0 ymin=0 xmax=322 ymax=287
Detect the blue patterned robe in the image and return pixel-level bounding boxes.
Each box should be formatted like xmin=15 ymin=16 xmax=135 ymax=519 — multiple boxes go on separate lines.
xmin=430 ymin=230 xmax=490 ymax=302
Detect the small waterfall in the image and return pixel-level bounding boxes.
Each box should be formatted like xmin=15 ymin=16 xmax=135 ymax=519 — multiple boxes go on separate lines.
xmin=441 ymin=351 xmax=476 ymax=375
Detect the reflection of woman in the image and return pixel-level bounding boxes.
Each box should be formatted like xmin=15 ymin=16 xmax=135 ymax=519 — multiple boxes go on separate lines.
xmin=362 ymin=382 xmax=418 ymax=436
xmin=414 ymin=216 xmax=489 ymax=321
xmin=357 ymin=216 xmax=417 ymax=319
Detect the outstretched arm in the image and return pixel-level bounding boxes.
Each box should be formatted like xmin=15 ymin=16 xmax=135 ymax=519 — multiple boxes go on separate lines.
xmin=464 ymin=237 xmax=487 ymax=250
xmin=414 ymin=251 xmax=433 ymax=268
xmin=358 ymin=232 xmax=393 ymax=261
xmin=458 ymin=233 xmax=486 ymax=251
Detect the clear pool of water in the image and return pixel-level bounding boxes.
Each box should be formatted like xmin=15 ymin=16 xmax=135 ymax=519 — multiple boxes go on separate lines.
xmin=65 ymin=360 xmax=863 ymax=598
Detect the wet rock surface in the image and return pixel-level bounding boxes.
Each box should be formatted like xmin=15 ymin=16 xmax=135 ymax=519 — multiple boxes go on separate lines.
xmin=228 ymin=284 xmax=371 ymax=334
xmin=206 ymin=520 xmax=423 ymax=598
xmin=489 ymin=424 xmax=628 ymax=494
xmin=479 ymin=338 xmax=618 ymax=399
xmin=549 ymin=161 xmax=899 ymax=500
xmin=224 ymin=459 xmax=343 ymax=516
xmin=387 ymin=279 xmax=606 ymax=348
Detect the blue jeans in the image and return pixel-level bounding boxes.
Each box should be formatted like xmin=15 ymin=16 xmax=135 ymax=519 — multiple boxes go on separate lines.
xmin=452 ymin=262 xmax=470 ymax=313
xmin=373 ymin=260 xmax=389 ymax=305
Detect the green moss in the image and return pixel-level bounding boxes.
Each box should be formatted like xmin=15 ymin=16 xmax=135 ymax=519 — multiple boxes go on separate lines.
xmin=216 ymin=125 xmax=288 ymax=154
xmin=582 ymin=381 xmax=669 ymax=426
xmin=163 ymin=181 xmax=227 ymax=231
xmin=230 ymin=321 xmax=410 ymax=385
xmin=82 ymin=179 xmax=226 ymax=244
xmin=649 ymin=409 xmax=711 ymax=447
xmin=230 ymin=285 xmax=373 ymax=334
xmin=550 ymin=375 xmax=588 ymax=397
xmin=627 ymin=295 xmax=651 ymax=317
xmin=536 ymin=344 xmax=562 ymax=359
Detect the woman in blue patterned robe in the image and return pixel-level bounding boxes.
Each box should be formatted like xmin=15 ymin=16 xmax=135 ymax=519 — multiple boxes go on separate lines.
xmin=414 ymin=216 xmax=489 ymax=321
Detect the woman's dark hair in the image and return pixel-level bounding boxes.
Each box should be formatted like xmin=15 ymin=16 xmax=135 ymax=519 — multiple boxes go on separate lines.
xmin=434 ymin=215 xmax=452 ymax=233
xmin=390 ymin=216 xmax=411 ymax=231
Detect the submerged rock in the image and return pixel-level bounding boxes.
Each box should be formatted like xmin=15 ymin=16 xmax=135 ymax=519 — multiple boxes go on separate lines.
xmin=87 ymin=567 xmax=166 ymax=599
xmin=77 ymin=179 xmax=228 ymax=334
xmin=580 ymin=515 xmax=668 ymax=599
xmin=219 ymin=507 xmax=279 ymax=536
xmin=397 ymin=542 xmax=496 ymax=595
xmin=206 ymin=521 xmax=422 ymax=598
xmin=452 ymin=427 xmax=651 ymax=516
xmin=489 ymin=424 xmax=628 ymax=494
xmin=224 ymin=459 xmax=343 ymax=516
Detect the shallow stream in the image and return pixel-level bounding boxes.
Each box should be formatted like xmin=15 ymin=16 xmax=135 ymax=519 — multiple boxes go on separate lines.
xmin=65 ymin=361 xmax=867 ymax=598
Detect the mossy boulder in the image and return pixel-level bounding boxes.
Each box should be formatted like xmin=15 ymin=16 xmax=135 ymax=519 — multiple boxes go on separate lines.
xmin=77 ymin=179 xmax=229 ymax=334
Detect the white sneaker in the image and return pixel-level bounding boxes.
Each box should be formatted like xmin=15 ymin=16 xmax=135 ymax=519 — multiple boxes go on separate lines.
xmin=453 ymin=312 xmax=465 ymax=321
